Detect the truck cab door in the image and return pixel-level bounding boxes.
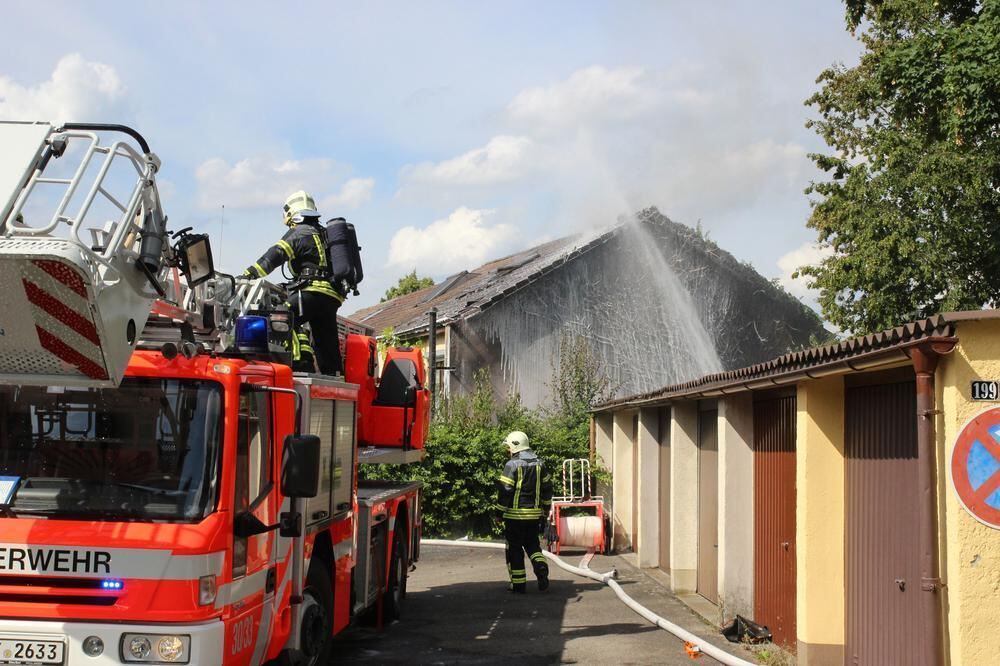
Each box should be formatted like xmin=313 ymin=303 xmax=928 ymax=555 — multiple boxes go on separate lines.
xmin=227 ymin=385 xmax=278 ymax=665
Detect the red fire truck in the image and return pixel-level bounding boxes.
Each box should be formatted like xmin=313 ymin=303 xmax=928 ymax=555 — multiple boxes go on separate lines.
xmin=0 ymin=121 xmax=429 ymax=665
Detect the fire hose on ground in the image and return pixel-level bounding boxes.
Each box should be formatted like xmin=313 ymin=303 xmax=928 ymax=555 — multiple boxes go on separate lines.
xmin=421 ymin=539 xmax=756 ymax=666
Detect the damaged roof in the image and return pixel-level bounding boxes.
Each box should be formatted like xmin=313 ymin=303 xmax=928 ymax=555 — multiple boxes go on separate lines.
xmin=348 ymin=228 xmax=617 ymax=336
xmin=591 ymin=310 xmax=1000 ymax=412
xmin=348 ymin=205 xmax=828 ymax=345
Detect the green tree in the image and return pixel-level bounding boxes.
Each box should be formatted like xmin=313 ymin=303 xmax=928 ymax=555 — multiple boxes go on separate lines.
xmin=381 ymin=270 xmax=434 ymax=302
xmin=800 ymin=0 xmax=1000 ymax=333
xmin=544 ymin=334 xmax=616 ymax=436
xmin=361 ymin=369 xmax=534 ymax=537
xmin=361 ymin=338 xmax=614 ymax=538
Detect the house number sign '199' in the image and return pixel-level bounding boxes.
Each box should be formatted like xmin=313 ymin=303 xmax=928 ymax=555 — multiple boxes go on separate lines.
xmin=971 ymin=381 xmax=999 ymax=401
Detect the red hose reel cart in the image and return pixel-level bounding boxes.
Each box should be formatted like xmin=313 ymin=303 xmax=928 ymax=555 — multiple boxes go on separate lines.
xmin=546 ymin=458 xmax=613 ymax=555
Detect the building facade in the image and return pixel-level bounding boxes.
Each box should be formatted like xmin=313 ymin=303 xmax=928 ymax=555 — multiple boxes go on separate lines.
xmin=593 ymin=312 xmax=1000 ymax=665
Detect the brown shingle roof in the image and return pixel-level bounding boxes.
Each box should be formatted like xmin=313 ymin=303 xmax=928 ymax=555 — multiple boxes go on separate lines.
xmin=590 ymin=311 xmax=1000 ymax=412
xmin=349 ymin=283 xmax=441 ymax=334
xmin=347 ymin=232 xmax=610 ymax=336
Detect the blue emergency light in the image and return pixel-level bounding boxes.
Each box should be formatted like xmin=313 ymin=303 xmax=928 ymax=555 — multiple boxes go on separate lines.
xmin=100 ymin=579 xmax=124 ymax=590
xmin=235 ymin=315 xmax=269 ymax=352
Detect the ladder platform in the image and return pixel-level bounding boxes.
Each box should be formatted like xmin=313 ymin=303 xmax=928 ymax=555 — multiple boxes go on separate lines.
xmin=0 ymin=240 xmax=148 ymax=386
xmin=0 ymin=121 xmax=163 ymax=387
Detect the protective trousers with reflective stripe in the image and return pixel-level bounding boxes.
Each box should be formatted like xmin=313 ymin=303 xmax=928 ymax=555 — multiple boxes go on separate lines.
xmin=290 ymin=330 xmax=314 ymax=370
xmin=286 ymin=290 xmax=342 ymax=375
xmin=504 ymin=518 xmax=547 ymax=591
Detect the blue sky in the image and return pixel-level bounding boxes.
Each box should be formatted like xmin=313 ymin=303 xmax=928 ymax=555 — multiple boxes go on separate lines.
xmin=0 ymin=1 xmax=861 ymax=313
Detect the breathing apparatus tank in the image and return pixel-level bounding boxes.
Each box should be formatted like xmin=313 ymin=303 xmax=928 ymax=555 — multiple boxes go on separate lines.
xmin=325 ymin=217 xmax=364 ymax=295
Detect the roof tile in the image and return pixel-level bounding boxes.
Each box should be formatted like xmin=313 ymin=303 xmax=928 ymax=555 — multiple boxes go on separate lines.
xmin=590 ymin=311 xmax=1000 ymax=411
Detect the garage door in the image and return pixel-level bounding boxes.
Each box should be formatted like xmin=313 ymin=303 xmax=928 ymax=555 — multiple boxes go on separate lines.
xmin=846 ymin=378 xmax=927 ymax=665
xmin=753 ymin=395 xmax=796 ymax=648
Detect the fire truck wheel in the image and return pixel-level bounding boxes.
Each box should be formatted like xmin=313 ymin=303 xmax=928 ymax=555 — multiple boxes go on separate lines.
xmin=300 ymin=565 xmax=334 ymax=665
xmin=384 ymin=532 xmax=406 ymax=620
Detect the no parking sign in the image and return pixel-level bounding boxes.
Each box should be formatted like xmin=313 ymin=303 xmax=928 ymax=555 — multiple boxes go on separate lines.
xmin=952 ymin=406 xmax=1000 ymax=529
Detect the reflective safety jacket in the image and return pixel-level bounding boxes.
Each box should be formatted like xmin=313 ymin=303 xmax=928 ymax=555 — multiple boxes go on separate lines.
xmin=245 ymin=219 xmax=343 ymax=301
xmin=497 ymin=450 xmax=551 ymax=520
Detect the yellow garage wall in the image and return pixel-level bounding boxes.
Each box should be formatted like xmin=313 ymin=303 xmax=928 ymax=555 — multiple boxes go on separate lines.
xmin=795 ymin=376 xmax=846 ymax=663
xmin=612 ymin=410 xmax=637 ymax=552
xmin=939 ymin=319 xmax=1000 ymax=666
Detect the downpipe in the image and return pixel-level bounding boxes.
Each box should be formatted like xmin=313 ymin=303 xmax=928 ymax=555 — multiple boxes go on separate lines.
xmin=422 ymin=539 xmax=755 ymax=666
xmin=907 ymin=342 xmax=956 ymax=666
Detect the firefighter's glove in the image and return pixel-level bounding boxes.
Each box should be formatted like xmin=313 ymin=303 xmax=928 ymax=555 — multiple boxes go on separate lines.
xmin=538 ymin=517 xmax=547 ymax=534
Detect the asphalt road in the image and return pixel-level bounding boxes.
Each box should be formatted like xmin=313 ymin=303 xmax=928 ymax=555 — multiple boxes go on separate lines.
xmin=331 ymin=544 xmax=757 ymax=665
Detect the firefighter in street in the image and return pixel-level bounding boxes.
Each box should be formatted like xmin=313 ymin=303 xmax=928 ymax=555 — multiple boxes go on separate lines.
xmin=497 ymin=431 xmax=551 ymax=593
xmin=243 ymin=190 xmax=345 ymax=375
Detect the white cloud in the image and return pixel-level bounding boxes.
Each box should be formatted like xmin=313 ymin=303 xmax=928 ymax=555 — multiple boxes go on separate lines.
xmin=320 ymin=177 xmax=374 ymax=210
xmin=387 ymin=207 xmax=516 ymax=274
xmin=722 ymin=141 xmax=807 ymax=182
xmin=396 ymin=65 xmax=812 ymax=229
xmin=776 ymin=242 xmax=833 ymax=301
xmin=0 ymin=54 xmax=124 ymax=122
xmin=660 ymin=140 xmax=810 ymax=217
xmin=403 ymin=135 xmax=534 ymax=186
xmin=194 ymin=156 xmax=372 ymax=211
xmin=508 ymin=66 xmax=657 ymax=127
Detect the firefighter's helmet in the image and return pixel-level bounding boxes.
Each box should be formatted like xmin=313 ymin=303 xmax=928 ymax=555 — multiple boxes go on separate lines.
xmin=283 ymin=190 xmax=319 ymax=226
xmin=503 ymin=431 xmax=531 ymax=454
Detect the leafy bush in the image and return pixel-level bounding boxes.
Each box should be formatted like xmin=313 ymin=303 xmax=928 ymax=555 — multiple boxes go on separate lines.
xmin=362 ymin=335 xmax=613 ymax=538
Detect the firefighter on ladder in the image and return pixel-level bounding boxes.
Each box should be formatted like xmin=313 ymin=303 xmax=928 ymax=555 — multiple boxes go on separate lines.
xmin=497 ymin=431 xmax=551 ymax=593
xmin=243 ymin=190 xmax=345 ymax=375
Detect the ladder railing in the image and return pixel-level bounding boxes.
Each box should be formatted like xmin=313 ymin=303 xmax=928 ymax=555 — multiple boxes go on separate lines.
xmin=3 ymin=125 xmax=164 ymax=286
xmin=143 ymin=272 xmax=291 ymax=349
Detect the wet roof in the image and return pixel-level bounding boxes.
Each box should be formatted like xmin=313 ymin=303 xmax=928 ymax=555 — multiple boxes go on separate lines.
xmin=348 ymin=205 xmax=829 ymax=346
xmin=591 ymin=310 xmax=1000 ymax=412
xmin=348 ymin=229 xmax=616 ymax=336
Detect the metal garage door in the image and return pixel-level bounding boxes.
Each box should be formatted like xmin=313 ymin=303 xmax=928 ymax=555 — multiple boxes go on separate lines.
xmin=753 ymin=395 xmax=797 ymax=649
xmin=697 ymin=407 xmax=718 ymax=604
xmin=846 ymin=378 xmax=927 ymax=666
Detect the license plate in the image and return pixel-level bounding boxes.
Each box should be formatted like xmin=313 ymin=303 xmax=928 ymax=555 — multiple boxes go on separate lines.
xmin=0 ymin=638 xmax=64 ymax=665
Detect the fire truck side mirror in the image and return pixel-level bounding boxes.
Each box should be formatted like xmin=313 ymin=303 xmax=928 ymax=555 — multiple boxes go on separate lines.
xmin=234 ymin=511 xmax=274 ymax=539
xmin=282 ymin=434 xmax=321 ymax=498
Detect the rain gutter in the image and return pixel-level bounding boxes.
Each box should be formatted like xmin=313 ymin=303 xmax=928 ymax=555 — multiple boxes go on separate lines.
xmin=592 ymin=336 xmax=958 ymax=412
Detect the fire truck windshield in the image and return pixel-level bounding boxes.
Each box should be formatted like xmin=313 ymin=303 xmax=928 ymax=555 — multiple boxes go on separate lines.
xmin=0 ymin=378 xmax=223 ymax=522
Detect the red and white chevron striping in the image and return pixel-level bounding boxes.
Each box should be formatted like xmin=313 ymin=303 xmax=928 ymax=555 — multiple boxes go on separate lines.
xmin=21 ymin=259 xmax=108 ymax=380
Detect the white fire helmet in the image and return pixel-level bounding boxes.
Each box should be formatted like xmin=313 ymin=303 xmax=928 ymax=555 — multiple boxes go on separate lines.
xmin=282 ymin=190 xmax=319 ymax=226
xmin=503 ymin=431 xmax=531 ymax=454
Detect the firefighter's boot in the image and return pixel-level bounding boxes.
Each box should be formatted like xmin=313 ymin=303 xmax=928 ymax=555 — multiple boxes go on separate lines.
xmin=531 ymin=554 xmax=549 ymax=592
